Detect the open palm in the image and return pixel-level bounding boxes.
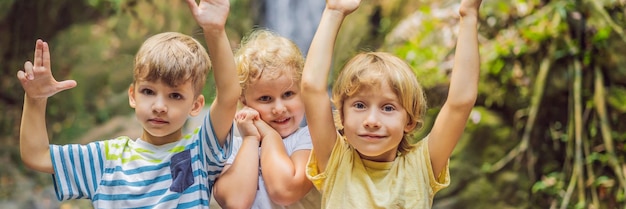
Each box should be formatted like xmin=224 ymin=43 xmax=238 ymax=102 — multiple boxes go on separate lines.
xmin=185 ymin=0 xmax=230 ymax=31
xmin=459 ymin=0 xmax=482 ymax=17
xmin=326 ymin=0 xmax=361 ymax=15
xmin=16 ymin=40 xmax=76 ymax=99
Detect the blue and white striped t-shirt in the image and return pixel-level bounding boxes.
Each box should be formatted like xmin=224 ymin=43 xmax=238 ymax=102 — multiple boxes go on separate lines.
xmin=50 ymin=112 xmax=233 ymax=208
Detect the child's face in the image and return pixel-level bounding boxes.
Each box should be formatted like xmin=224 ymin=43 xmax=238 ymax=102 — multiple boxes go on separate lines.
xmin=242 ymin=74 xmax=304 ymax=138
xmin=342 ymin=82 xmax=413 ymax=162
xmin=129 ymin=79 xmax=204 ymax=145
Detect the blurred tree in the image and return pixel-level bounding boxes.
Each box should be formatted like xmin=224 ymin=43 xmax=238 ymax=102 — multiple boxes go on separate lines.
xmin=0 ymin=0 xmax=256 ymax=207
xmin=5 ymin=0 xmax=626 ymax=208
xmin=385 ymin=0 xmax=626 ymax=208
xmin=0 ymin=0 xmax=111 ymax=145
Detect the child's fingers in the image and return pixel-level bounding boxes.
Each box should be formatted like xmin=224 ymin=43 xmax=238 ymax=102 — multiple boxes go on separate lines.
xmin=241 ymin=107 xmax=260 ymax=119
xmin=253 ymin=119 xmax=272 ymax=132
xmin=236 ymin=112 xmax=255 ymax=123
xmin=246 ymin=112 xmax=259 ymax=121
xmin=237 ymin=108 xmax=260 ymax=121
xmin=42 ymin=42 xmax=51 ymax=69
xmin=243 ymin=112 xmax=259 ymax=121
xmin=235 ymin=111 xmax=246 ymax=120
xmin=16 ymin=70 xmax=27 ymax=83
xmin=56 ymin=80 xmax=78 ymax=92
xmin=33 ymin=39 xmax=43 ymax=68
xmin=23 ymin=61 xmax=34 ymax=80
xmin=459 ymin=0 xmax=482 ymax=16
xmin=235 ymin=114 xmax=250 ymax=124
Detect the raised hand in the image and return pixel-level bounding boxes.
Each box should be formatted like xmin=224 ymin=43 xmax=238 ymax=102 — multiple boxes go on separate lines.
xmin=235 ymin=107 xmax=261 ymax=141
xmin=325 ymin=0 xmax=361 ymax=15
xmin=16 ymin=39 xmax=77 ymax=99
xmin=185 ymin=0 xmax=230 ymax=32
xmin=459 ymin=0 xmax=482 ymax=17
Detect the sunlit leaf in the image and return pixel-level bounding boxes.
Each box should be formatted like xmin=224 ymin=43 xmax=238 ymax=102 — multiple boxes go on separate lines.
xmin=608 ymin=87 xmax=626 ymax=112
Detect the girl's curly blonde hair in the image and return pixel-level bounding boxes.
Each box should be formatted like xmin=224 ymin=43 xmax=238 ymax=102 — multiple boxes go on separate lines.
xmin=235 ymin=29 xmax=304 ymax=94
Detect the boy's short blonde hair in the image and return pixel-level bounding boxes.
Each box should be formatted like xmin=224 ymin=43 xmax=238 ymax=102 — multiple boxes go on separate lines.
xmin=332 ymin=52 xmax=427 ymax=154
xmin=235 ymin=29 xmax=304 ymax=93
xmin=133 ymin=32 xmax=210 ymax=96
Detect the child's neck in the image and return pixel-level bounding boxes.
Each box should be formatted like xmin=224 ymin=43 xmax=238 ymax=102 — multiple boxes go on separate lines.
xmin=357 ymin=149 xmax=399 ymax=162
xmin=281 ymin=127 xmax=301 ymax=139
xmin=141 ymin=129 xmax=183 ymax=146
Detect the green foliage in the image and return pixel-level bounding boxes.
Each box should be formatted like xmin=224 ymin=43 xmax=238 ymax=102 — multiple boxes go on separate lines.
xmin=389 ymin=0 xmax=626 ymax=208
xmin=453 ymin=0 xmax=625 ymax=208
xmin=0 ymin=1 xmax=255 ymax=206
xmin=87 ymin=0 xmax=122 ymax=11
xmin=3 ymin=0 xmax=626 ymax=208
xmin=608 ymin=87 xmax=626 ymax=112
xmin=532 ymin=172 xmax=564 ymax=195
xmin=0 ymin=0 xmax=14 ymax=19
xmin=40 ymin=0 xmax=256 ymax=145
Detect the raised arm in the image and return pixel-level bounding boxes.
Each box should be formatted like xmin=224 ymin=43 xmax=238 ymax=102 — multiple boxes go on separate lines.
xmin=213 ymin=108 xmax=260 ymax=209
xmin=428 ymin=0 xmax=482 ymax=176
xmin=16 ymin=40 xmax=77 ymax=174
xmin=300 ymin=0 xmax=360 ymax=172
xmin=257 ymin=119 xmax=313 ymax=205
xmin=186 ymin=0 xmax=240 ymax=146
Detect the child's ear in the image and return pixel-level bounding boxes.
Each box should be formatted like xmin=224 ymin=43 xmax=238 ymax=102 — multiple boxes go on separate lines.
xmin=128 ymin=84 xmax=137 ymax=108
xmin=404 ymin=120 xmax=417 ymax=133
xmin=189 ymin=95 xmax=205 ymax=117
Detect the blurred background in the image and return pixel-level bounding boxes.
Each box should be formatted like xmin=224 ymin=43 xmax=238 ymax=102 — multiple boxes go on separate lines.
xmin=1 ymin=0 xmax=626 ymax=208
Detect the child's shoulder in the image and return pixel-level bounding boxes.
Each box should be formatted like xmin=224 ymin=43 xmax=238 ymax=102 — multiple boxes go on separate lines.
xmin=280 ymin=127 xmax=313 ymax=150
xmin=99 ymin=136 xmax=135 ymax=149
xmin=402 ymin=135 xmax=430 ymax=159
xmin=113 ymin=136 xmax=133 ymax=141
xmin=295 ymin=126 xmax=311 ymax=137
xmin=286 ymin=126 xmax=313 ymax=142
xmin=105 ymin=136 xmax=133 ymax=144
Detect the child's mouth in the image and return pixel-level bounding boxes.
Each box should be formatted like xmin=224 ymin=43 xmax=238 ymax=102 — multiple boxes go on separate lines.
xmin=274 ymin=117 xmax=290 ymax=124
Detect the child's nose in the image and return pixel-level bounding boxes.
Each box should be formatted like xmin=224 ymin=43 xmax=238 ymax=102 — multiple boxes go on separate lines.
xmin=363 ymin=110 xmax=381 ymax=128
xmin=272 ymin=100 xmax=287 ymax=115
xmin=152 ymin=97 xmax=167 ymax=113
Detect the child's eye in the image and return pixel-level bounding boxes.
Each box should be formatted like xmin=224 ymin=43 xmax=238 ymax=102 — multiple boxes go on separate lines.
xmin=382 ymin=105 xmax=396 ymax=112
xmin=258 ymin=96 xmax=272 ymax=102
xmin=140 ymin=88 xmax=155 ymax=95
xmin=353 ymin=102 xmax=366 ymax=109
xmin=283 ymin=91 xmax=295 ymax=99
xmin=170 ymin=93 xmax=183 ymax=100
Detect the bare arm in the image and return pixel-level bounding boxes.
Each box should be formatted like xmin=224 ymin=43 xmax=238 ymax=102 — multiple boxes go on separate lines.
xmin=186 ymin=0 xmax=240 ymax=146
xmin=257 ymin=120 xmax=313 ymax=205
xmin=17 ymin=40 xmax=77 ymax=174
xmin=213 ymin=110 xmax=260 ymax=209
xmin=428 ymin=0 xmax=482 ymax=176
xmin=300 ymin=0 xmax=361 ymax=172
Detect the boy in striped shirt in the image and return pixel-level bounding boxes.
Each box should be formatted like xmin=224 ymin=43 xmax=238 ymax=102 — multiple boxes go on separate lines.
xmin=15 ymin=0 xmax=239 ymax=208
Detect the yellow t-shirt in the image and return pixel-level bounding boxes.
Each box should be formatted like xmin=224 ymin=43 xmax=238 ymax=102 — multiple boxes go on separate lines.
xmin=306 ymin=134 xmax=450 ymax=209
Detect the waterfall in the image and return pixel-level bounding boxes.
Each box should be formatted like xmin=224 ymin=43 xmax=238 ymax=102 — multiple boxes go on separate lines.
xmin=263 ymin=0 xmax=325 ymax=55
xmin=261 ymin=0 xmax=326 ymax=127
